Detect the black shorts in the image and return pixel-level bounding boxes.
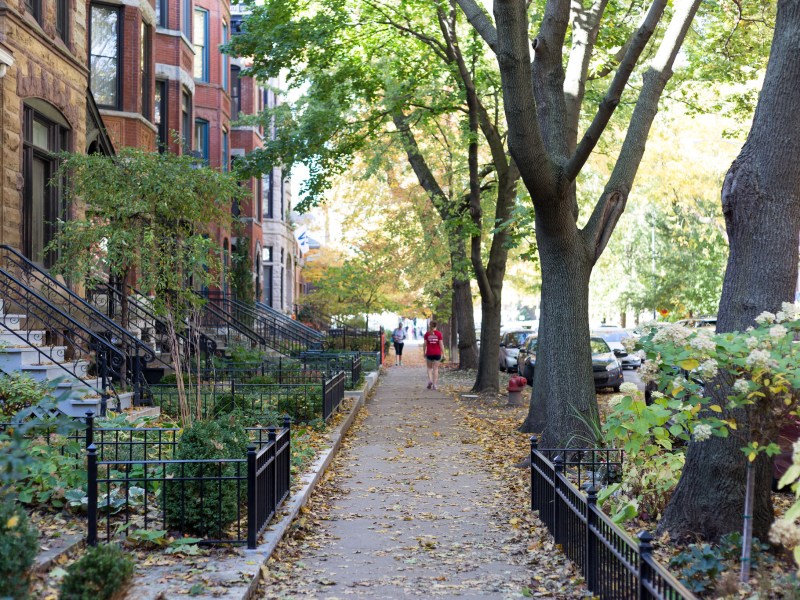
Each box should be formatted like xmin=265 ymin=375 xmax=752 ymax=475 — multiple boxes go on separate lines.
xmin=393 ymin=342 xmax=404 ymax=355
xmin=425 ymin=355 xmax=441 ymax=362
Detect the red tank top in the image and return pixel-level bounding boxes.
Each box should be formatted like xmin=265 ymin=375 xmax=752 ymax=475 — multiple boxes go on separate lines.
xmin=425 ymin=330 xmax=443 ymax=356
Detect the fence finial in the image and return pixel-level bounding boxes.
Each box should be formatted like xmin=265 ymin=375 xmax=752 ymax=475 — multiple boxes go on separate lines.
xmin=637 ymin=530 xmax=654 ymax=554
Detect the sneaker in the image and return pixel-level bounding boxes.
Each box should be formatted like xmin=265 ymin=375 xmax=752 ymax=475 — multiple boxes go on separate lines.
xmin=432 ymin=385 xmax=438 ymax=391
xmin=427 ymin=382 xmax=432 ymax=389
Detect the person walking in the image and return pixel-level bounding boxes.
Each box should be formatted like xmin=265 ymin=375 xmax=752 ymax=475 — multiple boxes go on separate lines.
xmin=423 ymin=321 xmax=445 ymax=389
xmin=392 ymin=322 xmax=406 ymax=366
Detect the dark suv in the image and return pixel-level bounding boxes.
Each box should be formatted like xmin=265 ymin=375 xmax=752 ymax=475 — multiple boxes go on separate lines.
xmin=519 ymin=336 xmax=623 ymax=392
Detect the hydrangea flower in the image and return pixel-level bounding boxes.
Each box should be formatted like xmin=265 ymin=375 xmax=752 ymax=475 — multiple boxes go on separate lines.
xmin=693 ymin=423 xmax=712 ymax=442
xmin=698 ymin=359 xmax=718 ymax=379
xmin=755 ymin=311 xmax=776 ymax=326
xmin=770 ymin=324 xmax=788 ymax=339
xmin=689 ymin=333 xmax=716 ymax=353
xmin=619 ymin=382 xmax=639 ymax=395
xmin=769 ymin=518 xmax=800 ymax=548
xmin=651 ymin=390 xmax=665 ymax=399
xmin=793 ymin=439 xmax=800 ymax=467
xmin=745 ymin=349 xmax=778 ymax=370
xmin=733 ymin=379 xmax=750 ymax=395
xmin=607 ymin=395 xmax=624 ymax=409
xmin=746 ymin=336 xmax=759 ymax=349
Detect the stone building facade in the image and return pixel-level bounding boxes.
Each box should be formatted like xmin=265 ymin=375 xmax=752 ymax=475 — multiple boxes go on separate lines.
xmin=0 ymin=0 xmax=298 ymax=299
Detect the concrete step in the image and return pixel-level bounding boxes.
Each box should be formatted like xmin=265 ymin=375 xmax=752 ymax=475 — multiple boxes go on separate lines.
xmin=57 ymin=391 xmax=134 ymax=418
xmin=0 ymin=329 xmax=46 ymax=346
xmin=0 ymin=345 xmax=66 ymax=367
xmin=12 ymin=359 xmax=90 ymax=382
xmin=0 ymin=314 xmax=27 ymax=331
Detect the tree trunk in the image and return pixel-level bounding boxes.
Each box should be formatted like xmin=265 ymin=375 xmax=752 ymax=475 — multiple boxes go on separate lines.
xmin=522 ymin=225 xmax=597 ymax=447
xmin=659 ymin=0 xmax=800 ymax=542
xmin=451 ymin=240 xmax=478 ymax=369
xmin=473 ymin=291 xmax=502 ymax=392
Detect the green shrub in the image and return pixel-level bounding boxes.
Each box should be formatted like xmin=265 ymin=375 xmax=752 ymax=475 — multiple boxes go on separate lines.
xmin=0 ymin=374 xmax=49 ymax=419
xmin=210 ymin=393 xmax=250 ymax=417
xmin=158 ymin=373 xmax=192 ymax=385
xmin=244 ymin=375 xmax=277 ymax=385
xmin=0 ymin=499 xmax=38 ymax=599
xmin=59 ymin=544 xmax=134 ymax=600
xmin=163 ymin=419 xmax=250 ymax=536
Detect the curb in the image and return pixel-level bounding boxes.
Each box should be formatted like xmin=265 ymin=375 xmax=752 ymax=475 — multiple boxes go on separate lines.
xmin=238 ymin=370 xmax=379 ymax=600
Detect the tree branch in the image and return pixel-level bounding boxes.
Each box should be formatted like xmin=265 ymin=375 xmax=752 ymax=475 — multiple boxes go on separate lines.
xmin=565 ymin=0 xmax=668 ymax=181
xmin=582 ymin=0 xmax=702 ymax=262
xmin=454 ymin=0 xmax=498 ymax=53
xmin=563 ymin=0 xmax=609 ymax=154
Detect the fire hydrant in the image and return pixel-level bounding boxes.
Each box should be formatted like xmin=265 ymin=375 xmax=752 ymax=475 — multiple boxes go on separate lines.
xmin=507 ymin=375 xmax=528 ymax=406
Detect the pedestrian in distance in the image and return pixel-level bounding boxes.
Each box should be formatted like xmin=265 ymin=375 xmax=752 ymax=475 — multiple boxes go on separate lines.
xmin=392 ymin=322 xmax=406 ymax=366
xmin=423 ymin=321 xmax=445 ymax=390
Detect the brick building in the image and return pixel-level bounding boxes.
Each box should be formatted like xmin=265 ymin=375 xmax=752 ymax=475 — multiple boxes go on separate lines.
xmin=0 ymin=0 xmax=297 ymax=308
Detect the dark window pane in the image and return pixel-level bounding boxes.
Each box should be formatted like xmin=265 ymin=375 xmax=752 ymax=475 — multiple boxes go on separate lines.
xmin=90 ymin=6 xmax=119 ymax=107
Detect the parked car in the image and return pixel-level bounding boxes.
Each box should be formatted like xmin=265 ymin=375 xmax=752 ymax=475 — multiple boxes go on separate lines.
xmin=592 ymin=327 xmax=641 ymax=369
xmin=676 ymin=317 xmax=717 ymax=330
xmin=499 ymin=329 xmax=536 ymax=372
xmin=520 ymin=336 xmax=624 ymax=392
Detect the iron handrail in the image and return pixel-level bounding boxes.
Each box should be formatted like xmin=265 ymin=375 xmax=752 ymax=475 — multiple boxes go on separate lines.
xmin=257 ymin=300 xmax=323 ymax=339
xmin=224 ymin=297 xmax=318 ymax=355
xmin=194 ymin=291 xmax=267 ymax=349
xmin=0 ymin=266 xmax=122 ymax=403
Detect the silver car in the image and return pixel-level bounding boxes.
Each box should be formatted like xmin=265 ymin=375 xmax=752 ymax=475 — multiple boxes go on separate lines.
xmin=592 ymin=327 xmax=640 ymax=369
xmin=499 ymin=329 xmax=536 ymax=372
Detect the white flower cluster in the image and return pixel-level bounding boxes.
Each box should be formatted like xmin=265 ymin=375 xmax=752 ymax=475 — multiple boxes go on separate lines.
xmin=745 ymin=349 xmax=778 ymax=370
xmin=622 ymin=336 xmax=638 ymax=352
xmin=607 ymin=395 xmax=624 ymax=409
xmin=733 ymin=379 xmax=750 ymax=395
xmin=689 ymin=332 xmax=716 ymax=354
xmin=619 ymin=382 xmax=639 ymax=396
xmin=639 ymin=358 xmax=661 ymax=384
xmin=776 ymin=302 xmax=800 ymax=323
xmin=770 ymin=324 xmax=789 ymax=339
xmin=793 ymin=439 xmax=800 ymax=467
xmin=755 ymin=311 xmax=776 ymax=326
xmin=698 ymin=359 xmax=718 ymax=379
xmin=746 ymin=336 xmax=759 ymax=349
xmin=652 ymin=323 xmax=693 ymax=345
xmin=769 ymin=518 xmax=800 ymax=548
xmin=651 ymin=390 xmax=665 ymax=399
xmin=693 ymin=423 xmax=712 ymax=442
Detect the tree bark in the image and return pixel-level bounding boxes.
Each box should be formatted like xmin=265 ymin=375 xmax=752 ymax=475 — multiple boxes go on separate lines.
xmin=451 ymin=240 xmax=479 ymax=369
xmin=659 ymin=0 xmax=800 ymax=542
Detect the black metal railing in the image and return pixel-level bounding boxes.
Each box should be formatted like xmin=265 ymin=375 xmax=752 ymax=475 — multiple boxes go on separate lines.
xmin=530 ymin=438 xmax=697 ymax=600
xmin=322 ymin=370 xmax=346 ymax=421
xmin=299 ymin=352 xmax=362 ymax=389
xmin=0 ymin=266 xmax=123 ymax=411
xmin=196 ymin=293 xmax=266 ymax=351
xmin=0 ymin=245 xmax=158 ymax=406
xmin=87 ymin=418 xmax=291 ymax=549
xmin=201 ymin=292 xmax=321 ymax=356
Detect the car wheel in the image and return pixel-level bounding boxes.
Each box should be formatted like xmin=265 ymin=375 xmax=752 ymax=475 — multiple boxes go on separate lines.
xmin=613 ymin=386 xmax=620 ymax=393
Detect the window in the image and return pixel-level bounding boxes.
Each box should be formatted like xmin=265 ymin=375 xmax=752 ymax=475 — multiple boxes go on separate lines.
xmin=194 ymin=119 xmax=208 ymax=162
xmin=22 ymin=104 xmax=70 ymax=267
xmin=181 ymin=90 xmax=191 ymax=150
xmin=141 ymin=23 xmax=152 ymax=120
xmin=222 ymin=23 xmax=229 ymax=91
xmin=280 ymin=176 xmax=285 ymax=220
xmin=230 ymin=65 xmax=241 ymax=120
xmin=256 ymin=178 xmax=262 ymax=221
xmin=182 ymin=0 xmax=192 ymax=40
xmin=155 ymin=0 xmax=167 ymax=27
xmin=90 ymin=5 xmax=121 ymax=108
xmin=265 ymin=170 xmax=273 ymax=218
xmin=264 ymin=265 xmax=273 ymax=308
xmin=56 ymin=0 xmax=69 ymax=42
xmin=24 ymin=0 xmax=41 ymax=23
xmin=154 ymin=80 xmax=168 ymax=151
xmin=193 ymin=8 xmax=209 ymax=81
xmin=222 ymin=130 xmax=228 ymax=172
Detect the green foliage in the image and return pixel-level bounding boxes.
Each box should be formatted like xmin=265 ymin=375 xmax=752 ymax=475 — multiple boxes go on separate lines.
xmin=0 ymin=374 xmax=49 ymax=419
xmin=230 ymin=237 xmax=255 ymax=306
xmin=15 ymin=442 xmax=85 ymax=508
xmin=163 ymin=419 xmax=250 ymax=536
xmin=668 ymin=533 xmax=772 ymax=595
xmin=225 ymin=344 xmax=266 ymax=367
xmin=59 ymin=545 xmax=134 ymax=600
xmin=158 ymin=373 xmax=192 ymax=385
xmin=244 ymin=375 xmax=277 ymax=385
xmin=48 ymin=147 xmax=242 ymax=327
xmin=0 ymin=499 xmax=38 ymax=600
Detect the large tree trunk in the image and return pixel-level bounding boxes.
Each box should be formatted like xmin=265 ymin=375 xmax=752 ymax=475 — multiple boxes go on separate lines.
xmin=659 ymin=0 xmax=800 ymax=542
xmin=473 ymin=289 xmax=502 ymax=391
xmin=451 ymin=239 xmax=479 ymax=369
xmin=522 ymin=223 xmax=596 ymax=447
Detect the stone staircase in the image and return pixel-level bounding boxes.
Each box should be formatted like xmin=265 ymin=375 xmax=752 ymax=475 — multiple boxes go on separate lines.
xmin=0 ymin=300 xmax=133 ymax=417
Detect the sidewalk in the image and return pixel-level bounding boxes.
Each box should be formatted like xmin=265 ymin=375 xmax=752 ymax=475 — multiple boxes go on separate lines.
xmin=257 ymin=362 xmax=536 ymax=598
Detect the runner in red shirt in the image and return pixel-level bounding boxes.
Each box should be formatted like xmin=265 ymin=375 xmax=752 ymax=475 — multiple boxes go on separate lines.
xmin=422 ymin=321 xmax=446 ymax=390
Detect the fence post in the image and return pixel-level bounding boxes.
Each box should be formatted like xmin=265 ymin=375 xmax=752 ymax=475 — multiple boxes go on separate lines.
xmin=87 ymin=444 xmax=98 ymax=546
xmin=85 ymin=411 xmax=95 ymax=448
xmin=268 ymin=426 xmax=277 ymax=509
xmin=637 ymin=530 xmax=654 ymax=600
xmin=553 ymin=455 xmax=564 ymax=546
xmin=586 ymin=487 xmax=599 ymax=594
xmin=322 ymin=376 xmax=329 ymax=421
xmin=530 ymin=436 xmax=537 ymax=511
xmin=247 ymin=445 xmax=257 ymax=549
xmin=284 ymin=415 xmax=292 ymax=489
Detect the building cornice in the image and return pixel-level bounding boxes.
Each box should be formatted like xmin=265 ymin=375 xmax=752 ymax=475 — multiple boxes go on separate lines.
xmin=98 ymin=108 xmax=157 ymax=133
xmin=155 ymin=63 xmax=195 ymax=94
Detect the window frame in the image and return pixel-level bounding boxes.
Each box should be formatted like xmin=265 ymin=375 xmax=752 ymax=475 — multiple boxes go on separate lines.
xmin=155 ymin=0 xmax=168 ymax=28
xmin=24 ymin=0 xmax=42 ymax=24
xmin=181 ymin=89 xmax=192 ymax=151
xmin=89 ymin=3 xmax=123 ymax=110
xmin=193 ymin=7 xmax=209 ymax=82
xmin=154 ymin=80 xmax=168 ymax=152
xmin=182 ymin=0 xmax=192 ymax=40
xmin=56 ymin=0 xmax=69 ymax=42
xmin=222 ymin=22 xmax=229 ymax=92
xmin=266 ymin=169 xmax=274 ymax=219
xmin=141 ymin=22 xmax=152 ymax=121
xmin=222 ymin=129 xmax=229 ymax=172
xmin=194 ymin=118 xmax=209 ymax=162
xmin=230 ymin=65 xmax=241 ymax=120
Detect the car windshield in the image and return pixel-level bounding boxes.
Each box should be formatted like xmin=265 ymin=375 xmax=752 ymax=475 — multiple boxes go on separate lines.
xmin=505 ymin=332 xmax=532 ymax=347
xmin=597 ymin=331 xmax=629 ymax=342
xmin=590 ymin=338 xmax=611 ymax=354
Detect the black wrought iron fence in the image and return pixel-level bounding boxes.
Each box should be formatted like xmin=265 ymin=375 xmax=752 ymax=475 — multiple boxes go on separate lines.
xmin=87 ymin=420 xmax=291 ymax=549
xmin=530 ymin=438 xmax=697 ymax=600
xmin=323 ymin=371 xmax=346 ymax=421
xmin=299 ymin=352 xmax=363 ymax=389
